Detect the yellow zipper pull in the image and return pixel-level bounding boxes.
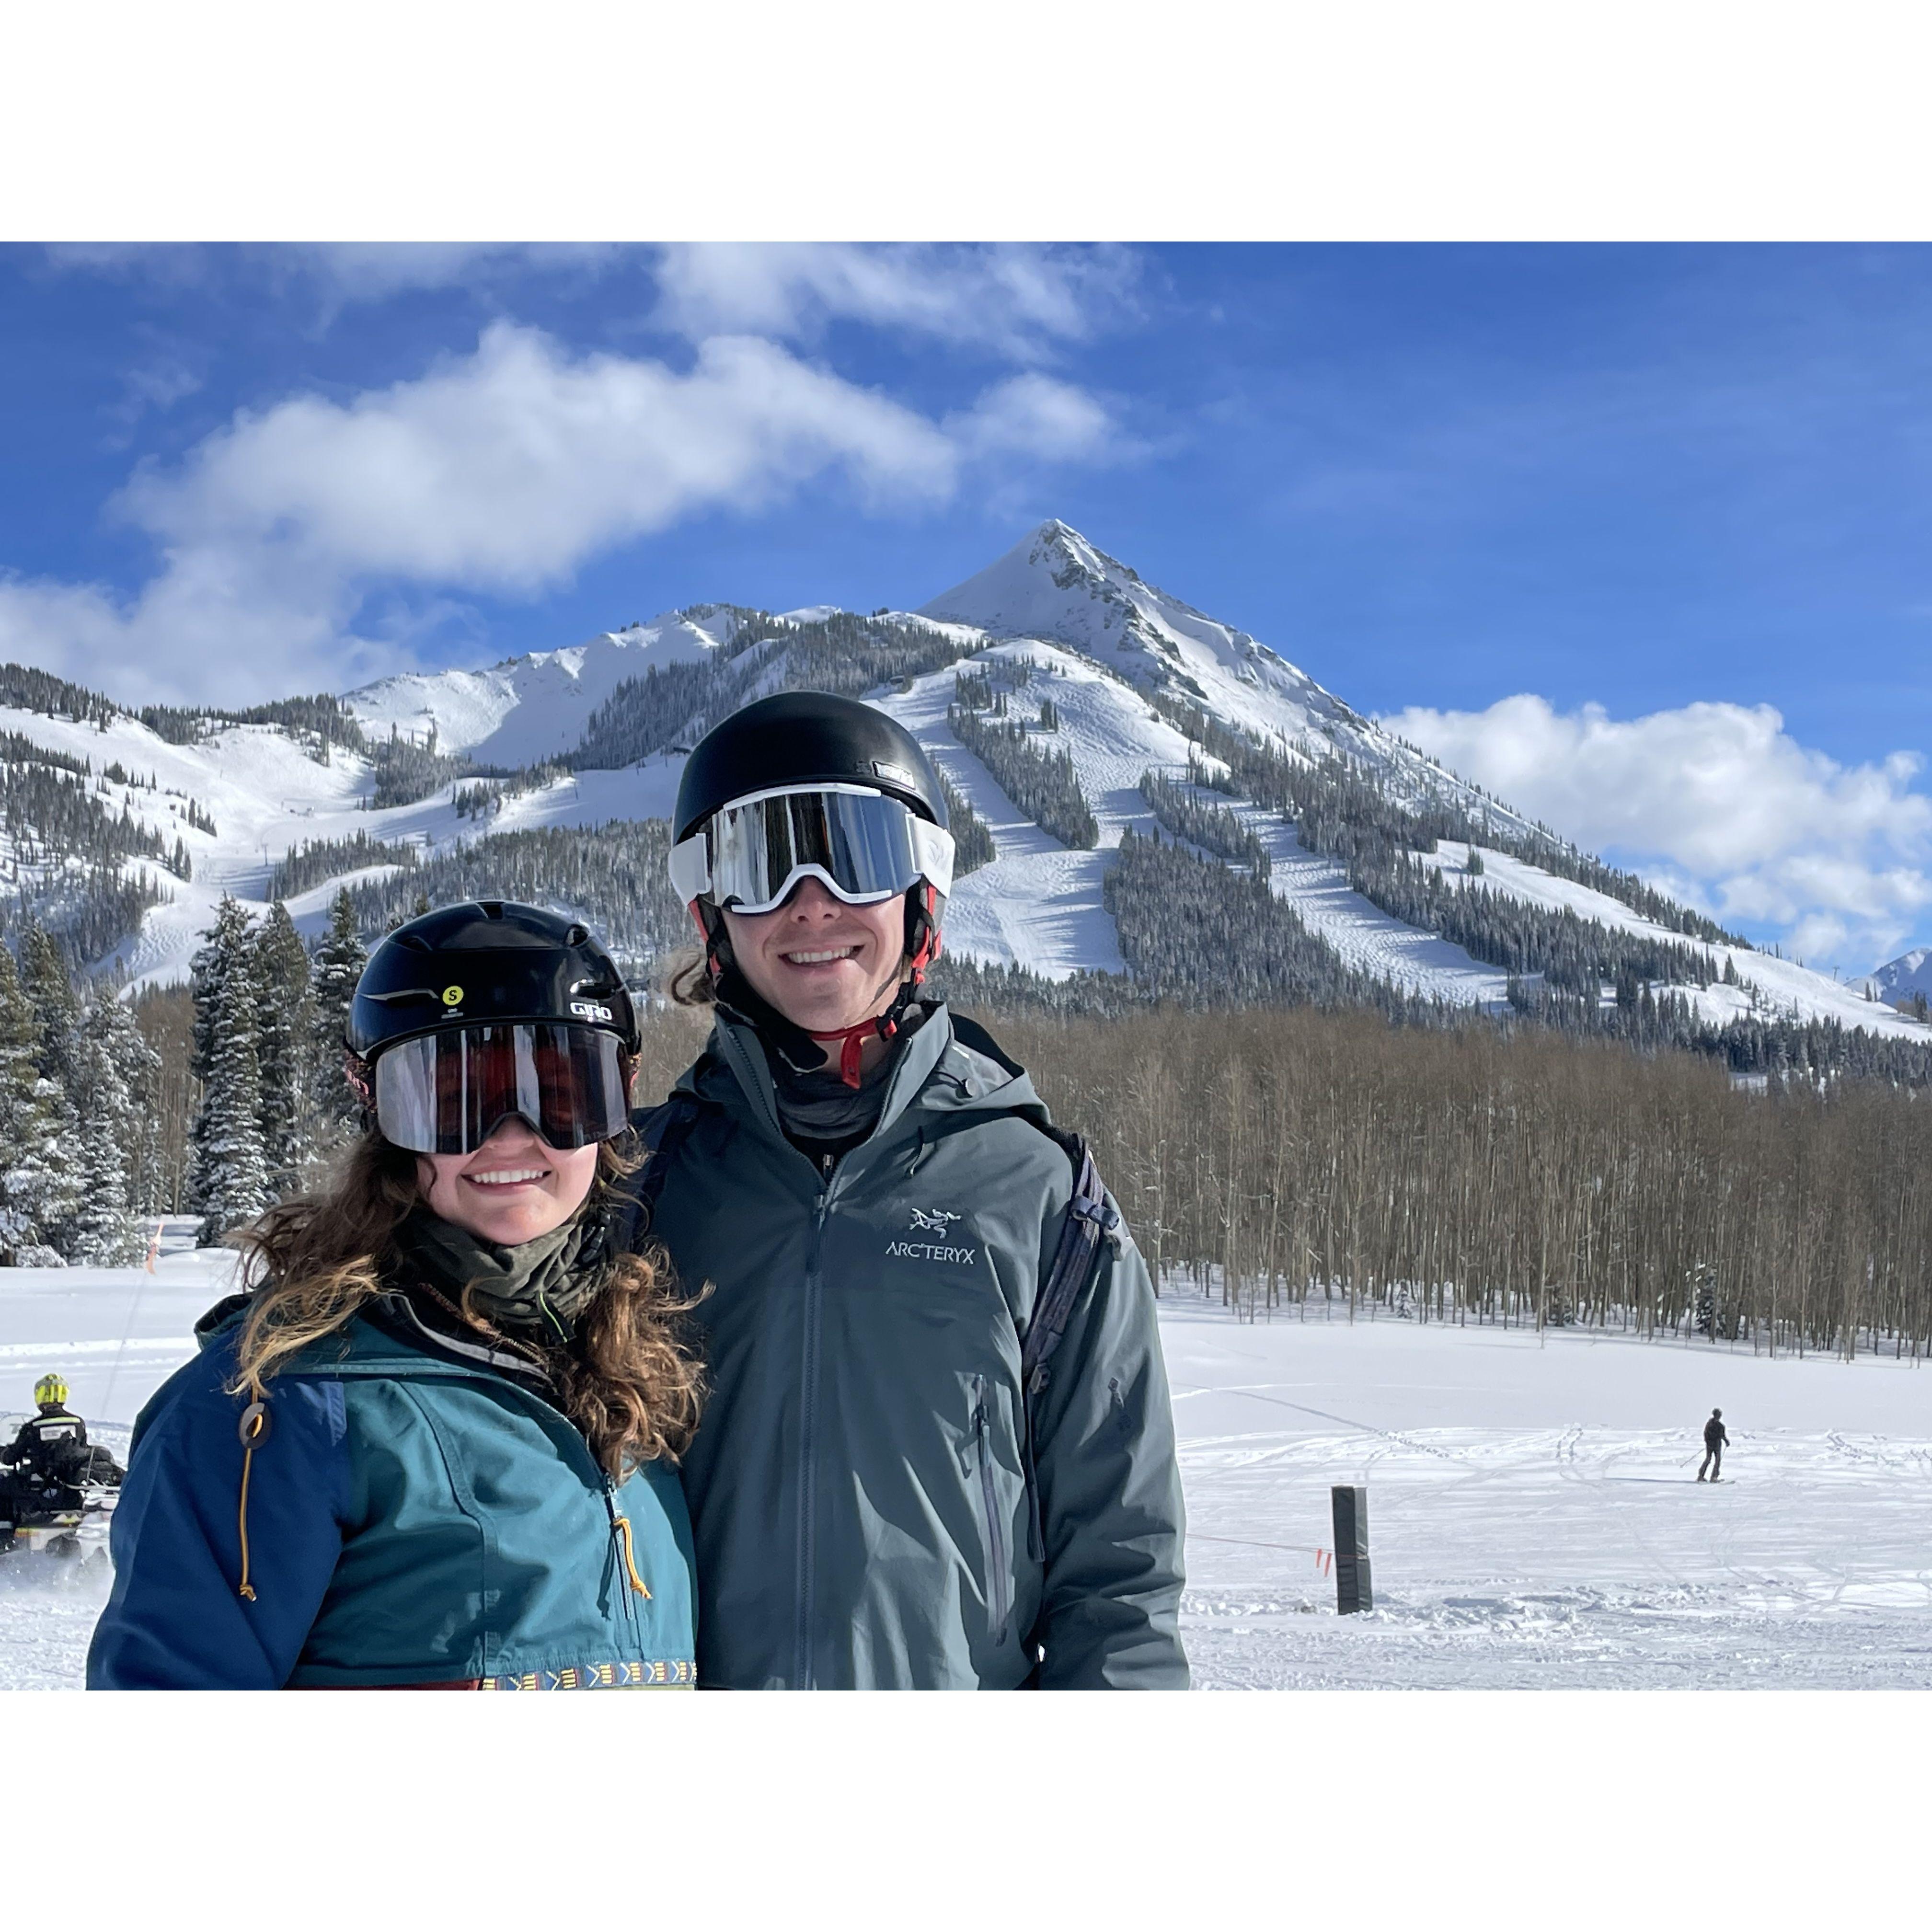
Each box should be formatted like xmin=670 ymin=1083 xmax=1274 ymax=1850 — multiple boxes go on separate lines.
xmin=612 ymin=1512 xmax=652 ymax=1598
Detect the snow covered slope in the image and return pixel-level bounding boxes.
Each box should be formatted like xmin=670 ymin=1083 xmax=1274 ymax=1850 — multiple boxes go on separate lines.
xmin=343 ymin=606 xmax=748 ymax=765
xmin=3 ymin=519 xmax=1925 ymax=1046
xmin=1866 ymin=945 xmax=1932 ymax=1011
xmin=0 ymin=698 xmax=675 ymax=995
xmin=920 ymin=520 xmax=1536 ymax=833
xmin=874 ymin=639 xmax=1518 ymax=1005
xmin=875 ymin=641 xmax=1179 ymax=977
xmin=1415 ymin=840 xmax=1930 ymax=1040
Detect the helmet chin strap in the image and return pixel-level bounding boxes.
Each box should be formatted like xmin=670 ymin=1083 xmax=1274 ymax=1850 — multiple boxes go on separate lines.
xmin=806 ymin=882 xmax=943 ymax=1089
xmin=807 ymin=941 xmax=916 ymax=1088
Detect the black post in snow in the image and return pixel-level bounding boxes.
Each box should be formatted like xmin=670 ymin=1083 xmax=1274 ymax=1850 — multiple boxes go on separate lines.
xmin=1331 ymin=1484 xmax=1371 ymax=1614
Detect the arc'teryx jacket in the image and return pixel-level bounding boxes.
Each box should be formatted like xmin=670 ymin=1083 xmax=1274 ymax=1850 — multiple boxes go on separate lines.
xmin=639 ymin=1002 xmax=1188 ymax=1690
xmin=87 ymin=1296 xmax=696 ymax=1690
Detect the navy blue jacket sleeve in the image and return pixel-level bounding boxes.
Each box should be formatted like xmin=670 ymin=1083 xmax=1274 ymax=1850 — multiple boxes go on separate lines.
xmin=86 ymin=1346 xmax=351 ymax=1690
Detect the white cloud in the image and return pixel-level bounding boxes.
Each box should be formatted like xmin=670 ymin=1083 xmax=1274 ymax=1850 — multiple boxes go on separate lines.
xmin=121 ymin=360 xmax=202 ymax=414
xmin=102 ymin=356 xmax=204 ymax=448
xmin=947 ymin=373 xmax=1121 ymax=463
xmin=120 ymin=323 xmax=961 ymax=595
xmin=1382 ymin=692 xmax=1932 ymax=971
xmin=43 ymin=242 xmax=1142 ymax=351
xmin=653 ymin=244 xmax=1139 ymax=358
xmin=40 ymin=243 xmax=628 ymax=330
xmin=292 ymin=243 xmax=620 ymax=303
xmin=0 ymin=322 xmax=1123 ymax=706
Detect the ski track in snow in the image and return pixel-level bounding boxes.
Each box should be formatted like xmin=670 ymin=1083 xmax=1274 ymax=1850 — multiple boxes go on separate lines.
xmin=7 ymin=1259 xmax=1932 ymax=1690
xmin=1242 ymin=811 xmax=1513 ymax=1007
xmin=874 ymin=642 xmax=1195 ymax=979
xmin=874 ymin=651 xmax=1517 ymax=1007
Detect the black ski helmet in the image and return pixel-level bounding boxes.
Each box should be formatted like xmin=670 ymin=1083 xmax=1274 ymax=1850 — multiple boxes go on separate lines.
xmin=671 ymin=691 xmax=952 ymax=1080
xmin=673 ymin=690 xmax=949 ymax=844
xmin=347 ymin=900 xmax=641 ymax=1062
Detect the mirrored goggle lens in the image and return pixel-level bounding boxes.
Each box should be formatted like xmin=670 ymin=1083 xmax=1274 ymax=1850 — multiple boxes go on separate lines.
xmin=373 ymin=1024 xmax=631 ymax=1155
xmin=705 ymin=788 xmax=925 ymax=915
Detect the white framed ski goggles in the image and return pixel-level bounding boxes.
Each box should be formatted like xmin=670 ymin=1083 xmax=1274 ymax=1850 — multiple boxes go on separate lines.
xmin=668 ymin=783 xmax=954 ymax=916
xmin=373 ymin=1023 xmax=632 ymax=1154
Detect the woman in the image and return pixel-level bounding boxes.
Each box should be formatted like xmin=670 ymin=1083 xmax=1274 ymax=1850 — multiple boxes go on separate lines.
xmin=640 ymin=690 xmax=1187 ymax=1690
xmin=88 ymin=901 xmax=702 ymax=1690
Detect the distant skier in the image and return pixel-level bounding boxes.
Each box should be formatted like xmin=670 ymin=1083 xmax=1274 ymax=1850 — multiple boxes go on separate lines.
xmin=1698 ymin=1407 xmax=1729 ymax=1482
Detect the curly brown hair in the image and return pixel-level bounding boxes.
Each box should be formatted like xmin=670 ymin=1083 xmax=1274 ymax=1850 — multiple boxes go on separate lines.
xmin=229 ymin=1132 xmax=705 ymax=1479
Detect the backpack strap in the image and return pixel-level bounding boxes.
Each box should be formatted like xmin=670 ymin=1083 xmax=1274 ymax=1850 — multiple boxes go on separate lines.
xmin=1018 ymin=1130 xmax=1120 ymax=1397
xmin=609 ymin=1092 xmax=707 ymax=1252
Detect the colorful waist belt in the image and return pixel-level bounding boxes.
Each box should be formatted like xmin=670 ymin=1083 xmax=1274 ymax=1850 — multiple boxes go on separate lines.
xmin=480 ymin=1657 xmax=696 ymax=1691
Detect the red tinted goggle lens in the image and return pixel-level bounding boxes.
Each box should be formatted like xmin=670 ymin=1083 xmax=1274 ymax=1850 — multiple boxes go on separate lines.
xmin=372 ymin=1024 xmax=631 ymax=1154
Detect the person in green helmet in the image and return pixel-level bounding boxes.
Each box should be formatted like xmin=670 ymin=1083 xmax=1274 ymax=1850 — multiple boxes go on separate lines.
xmin=1 ymin=1373 xmax=93 ymax=1484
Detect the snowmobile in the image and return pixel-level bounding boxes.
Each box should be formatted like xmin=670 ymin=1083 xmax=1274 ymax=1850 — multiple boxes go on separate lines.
xmin=0 ymin=1421 xmax=122 ymax=1570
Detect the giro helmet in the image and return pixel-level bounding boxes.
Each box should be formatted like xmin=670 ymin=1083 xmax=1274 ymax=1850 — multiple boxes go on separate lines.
xmin=347 ymin=901 xmax=639 ymax=1154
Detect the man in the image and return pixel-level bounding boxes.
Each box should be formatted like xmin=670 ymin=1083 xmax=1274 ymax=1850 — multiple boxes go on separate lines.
xmin=636 ymin=690 xmax=1187 ymax=1689
xmin=1698 ymin=1407 xmax=1729 ymax=1482
xmin=0 ymin=1373 xmax=91 ymax=1485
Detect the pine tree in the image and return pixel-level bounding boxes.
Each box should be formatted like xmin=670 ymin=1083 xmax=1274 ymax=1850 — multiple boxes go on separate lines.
xmin=193 ymin=951 xmax=273 ymax=1244
xmin=91 ymin=989 xmax=166 ymax=1216
xmin=14 ymin=922 xmax=85 ymax=1253
xmin=63 ymin=1009 xmax=145 ymax=1265
xmin=310 ymin=888 xmax=368 ymax=1140
xmin=18 ymin=920 xmax=83 ymax=1093
xmin=188 ymin=896 xmax=273 ymax=1241
xmin=0 ymin=943 xmax=70 ymax=1265
xmin=253 ymin=899 xmax=316 ymax=1192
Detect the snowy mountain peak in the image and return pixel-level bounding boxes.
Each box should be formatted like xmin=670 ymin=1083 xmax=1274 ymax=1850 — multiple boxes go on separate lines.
xmin=1867 ymin=946 xmax=1932 ymax=1007
xmin=343 ymin=604 xmax=744 ymax=767
xmin=918 ymin=519 xmax=1507 ymax=834
xmin=920 ymin=519 xmax=1333 ymax=719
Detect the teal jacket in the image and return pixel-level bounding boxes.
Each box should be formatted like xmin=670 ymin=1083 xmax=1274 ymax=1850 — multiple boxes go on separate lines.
xmin=87 ymin=1296 xmax=696 ymax=1690
xmin=641 ymin=1003 xmax=1187 ymax=1690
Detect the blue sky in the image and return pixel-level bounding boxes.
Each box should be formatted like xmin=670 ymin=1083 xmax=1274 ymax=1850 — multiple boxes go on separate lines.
xmin=3 ymin=241 xmax=1930 ymax=972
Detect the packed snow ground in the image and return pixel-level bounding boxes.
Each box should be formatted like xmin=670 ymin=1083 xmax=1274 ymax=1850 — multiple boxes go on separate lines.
xmin=1171 ymin=1297 xmax=1932 ymax=1688
xmin=4 ymin=1254 xmax=1929 ymax=1690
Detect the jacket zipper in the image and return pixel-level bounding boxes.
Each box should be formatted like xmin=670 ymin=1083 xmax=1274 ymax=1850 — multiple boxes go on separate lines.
xmin=973 ymin=1375 xmax=1012 ymax=1645
xmin=603 ymin=1480 xmax=650 ymax=1656
xmin=795 ymin=1175 xmax=834 ymax=1690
